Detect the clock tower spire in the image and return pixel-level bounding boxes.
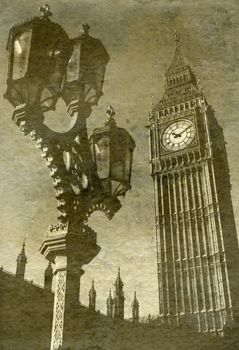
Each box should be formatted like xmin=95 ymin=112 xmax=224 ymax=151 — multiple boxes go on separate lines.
xmin=148 ymin=34 xmax=239 ymax=334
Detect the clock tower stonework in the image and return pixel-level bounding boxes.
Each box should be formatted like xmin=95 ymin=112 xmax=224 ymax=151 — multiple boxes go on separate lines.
xmin=148 ymin=34 xmax=239 ymax=334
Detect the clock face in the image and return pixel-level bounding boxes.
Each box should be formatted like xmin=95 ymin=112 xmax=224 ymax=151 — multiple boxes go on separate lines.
xmin=161 ymin=120 xmax=196 ymax=151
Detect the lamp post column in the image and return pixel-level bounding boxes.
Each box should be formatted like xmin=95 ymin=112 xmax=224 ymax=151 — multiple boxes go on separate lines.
xmin=40 ymin=225 xmax=100 ymax=350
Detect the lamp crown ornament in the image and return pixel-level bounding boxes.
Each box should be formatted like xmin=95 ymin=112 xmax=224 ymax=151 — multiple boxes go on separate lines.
xmin=82 ymin=23 xmax=90 ymax=35
xmin=105 ymin=106 xmax=117 ymax=127
xmin=106 ymin=105 xmax=116 ymax=117
xmin=39 ymin=4 xmax=53 ymax=19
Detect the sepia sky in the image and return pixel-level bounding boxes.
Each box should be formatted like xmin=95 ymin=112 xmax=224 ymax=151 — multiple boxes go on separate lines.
xmin=1 ymin=0 xmax=239 ymax=318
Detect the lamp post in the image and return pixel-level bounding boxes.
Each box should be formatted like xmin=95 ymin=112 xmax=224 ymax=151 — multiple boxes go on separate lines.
xmin=5 ymin=5 xmax=135 ymax=350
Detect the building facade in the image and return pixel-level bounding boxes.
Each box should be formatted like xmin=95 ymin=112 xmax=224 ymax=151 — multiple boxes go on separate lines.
xmin=148 ymin=34 xmax=239 ymax=334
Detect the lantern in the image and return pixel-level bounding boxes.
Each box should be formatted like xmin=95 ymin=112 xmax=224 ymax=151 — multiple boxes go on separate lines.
xmin=89 ymin=106 xmax=136 ymax=198
xmin=61 ymin=23 xmax=110 ymax=107
xmin=4 ymin=5 xmax=72 ymax=113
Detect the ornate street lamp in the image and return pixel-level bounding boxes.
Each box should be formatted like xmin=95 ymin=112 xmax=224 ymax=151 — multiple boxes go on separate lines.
xmin=62 ymin=23 xmax=110 ymax=107
xmin=4 ymin=4 xmax=72 ymax=132
xmin=4 ymin=5 xmax=135 ymax=350
xmin=90 ymin=106 xmax=135 ymax=198
xmin=58 ymin=23 xmax=111 ymax=216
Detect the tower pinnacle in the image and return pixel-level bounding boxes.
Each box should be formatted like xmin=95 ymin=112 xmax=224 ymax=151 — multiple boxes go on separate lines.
xmin=44 ymin=262 xmax=53 ymax=291
xmin=89 ymin=279 xmax=97 ymax=311
xmin=114 ymin=267 xmax=123 ymax=291
xmin=131 ymin=291 xmax=139 ymax=323
xmin=16 ymin=241 xmax=27 ymax=279
xmin=106 ymin=289 xmax=113 ymax=318
xmin=113 ymin=268 xmax=125 ymax=320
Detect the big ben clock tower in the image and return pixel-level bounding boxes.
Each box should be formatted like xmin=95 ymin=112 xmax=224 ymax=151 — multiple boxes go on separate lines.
xmin=148 ymin=33 xmax=239 ymax=334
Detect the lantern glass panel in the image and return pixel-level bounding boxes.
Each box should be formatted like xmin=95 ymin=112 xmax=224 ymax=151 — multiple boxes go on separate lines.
xmin=95 ymin=136 xmax=110 ymax=179
xmin=110 ymin=130 xmax=128 ymax=183
xmin=66 ymin=45 xmax=81 ymax=83
xmin=123 ymin=149 xmax=133 ymax=184
xmin=12 ymin=29 xmax=32 ymax=80
xmin=110 ymin=159 xmax=124 ymax=182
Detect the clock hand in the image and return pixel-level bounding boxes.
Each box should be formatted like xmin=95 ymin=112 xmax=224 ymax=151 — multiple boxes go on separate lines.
xmin=172 ymin=125 xmax=192 ymax=138
xmin=181 ymin=125 xmax=192 ymax=134
xmin=172 ymin=132 xmax=181 ymax=138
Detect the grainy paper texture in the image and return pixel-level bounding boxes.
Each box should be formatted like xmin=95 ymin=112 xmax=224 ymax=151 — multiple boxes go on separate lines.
xmin=0 ymin=1 xmax=239 ymax=349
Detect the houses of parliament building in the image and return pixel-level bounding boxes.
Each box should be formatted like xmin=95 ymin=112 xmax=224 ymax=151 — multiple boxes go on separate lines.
xmin=1 ymin=242 xmax=238 ymax=349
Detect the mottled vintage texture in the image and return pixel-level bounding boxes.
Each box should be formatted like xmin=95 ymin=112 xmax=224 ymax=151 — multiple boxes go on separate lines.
xmin=0 ymin=0 xmax=239 ymax=332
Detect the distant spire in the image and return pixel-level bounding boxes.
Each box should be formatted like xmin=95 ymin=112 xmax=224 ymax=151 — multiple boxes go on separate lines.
xmin=132 ymin=291 xmax=139 ymax=306
xmin=16 ymin=241 xmax=27 ymax=279
xmin=89 ymin=279 xmax=97 ymax=311
xmin=17 ymin=241 xmax=27 ymax=263
xmin=113 ymin=268 xmax=125 ymax=320
xmin=132 ymin=291 xmax=139 ymax=323
xmin=106 ymin=289 xmax=114 ymax=318
xmin=44 ymin=262 xmax=53 ymax=291
xmin=89 ymin=279 xmax=96 ymax=297
xmin=114 ymin=267 xmax=123 ymax=290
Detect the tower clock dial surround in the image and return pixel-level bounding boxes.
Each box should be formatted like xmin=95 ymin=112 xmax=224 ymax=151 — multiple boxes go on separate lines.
xmin=161 ymin=119 xmax=196 ymax=151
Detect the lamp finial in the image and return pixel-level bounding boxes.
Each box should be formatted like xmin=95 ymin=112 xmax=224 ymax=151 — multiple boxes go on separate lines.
xmin=106 ymin=105 xmax=115 ymax=118
xmin=39 ymin=4 xmax=53 ymax=18
xmin=105 ymin=106 xmax=117 ymax=127
xmin=82 ymin=23 xmax=90 ymax=36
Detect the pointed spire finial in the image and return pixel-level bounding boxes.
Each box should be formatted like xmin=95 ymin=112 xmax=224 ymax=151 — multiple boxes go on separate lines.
xmin=19 ymin=240 xmax=26 ymax=258
xmin=118 ymin=267 xmax=121 ymax=276
xmin=90 ymin=279 xmax=96 ymax=291
xmin=132 ymin=290 xmax=139 ymax=305
xmin=23 ymin=233 xmax=27 ymax=247
xmin=107 ymin=289 xmax=113 ymax=302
